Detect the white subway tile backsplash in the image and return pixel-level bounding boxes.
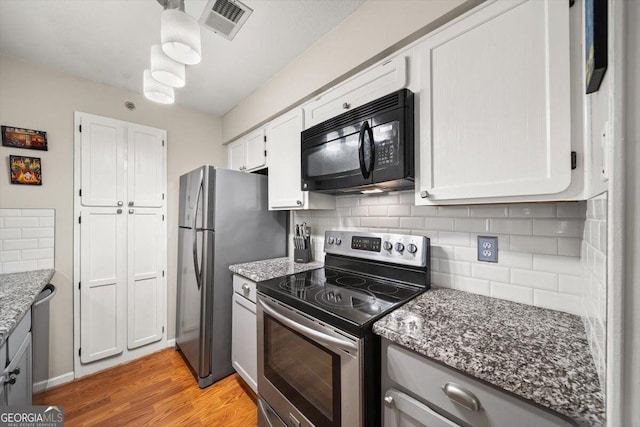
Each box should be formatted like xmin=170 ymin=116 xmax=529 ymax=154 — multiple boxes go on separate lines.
xmin=368 ymin=206 xmax=388 ymax=216
xmin=533 ymin=254 xmax=581 ymax=275
xmin=509 ymin=204 xmax=556 ymax=218
xmin=455 ymin=276 xmax=490 ymax=296
xmin=424 ymin=218 xmax=454 ymax=231
xmin=437 ymin=206 xmax=469 ymax=217
xmin=472 ymin=263 xmax=510 ymax=283
xmin=388 ymin=205 xmax=411 ymax=216
xmin=454 ymin=218 xmax=489 ymax=233
xmin=533 ymin=219 xmax=583 ymax=238
xmin=534 ymin=290 xmax=580 ymax=315
xmin=490 ymin=282 xmax=533 ymax=305
xmin=469 ymin=205 xmax=509 ymax=218
xmin=438 ymin=231 xmax=470 ymax=247
xmin=556 ymin=201 xmax=587 ymax=218
xmin=431 ymin=245 xmax=455 ymax=259
xmin=351 ymin=206 xmax=368 ymax=216
xmin=454 ymin=246 xmax=477 ymax=263
xmin=511 ymin=269 xmax=558 ymax=291
xmin=431 ymin=272 xmax=454 ymax=288
xmin=490 ymin=218 xmax=532 ymax=235
xmin=558 ymin=238 xmax=582 ymax=257
xmin=438 ymin=259 xmax=472 ymax=276
xmin=498 ymin=251 xmax=533 ymax=269
xmin=335 ymin=196 xmax=359 ymax=208
xmin=0 ymin=209 xmax=55 ymax=273
xmin=510 ymin=235 xmax=557 ymax=255
xmin=399 ymin=217 xmax=425 ymax=230
xmin=378 ymin=217 xmax=399 ymax=228
xmin=410 ymin=205 xmax=438 ymax=217
xmin=559 ymin=274 xmax=582 ymax=295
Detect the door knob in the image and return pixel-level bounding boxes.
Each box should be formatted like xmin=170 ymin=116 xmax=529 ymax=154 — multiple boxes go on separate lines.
xmin=117 ymin=209 xmax=123 ymax=214
xmin=241 ymin=284 xmax=251 ymax=293
xmin=117 ymin=201 xmax=123 ymax=206
xmin=384 ymin=396 xmax=395 ymax=408
xmin=129 ymin=209 xmax=134 ymax=214
xmin=128 ymin=201 xmax=134 ymax=206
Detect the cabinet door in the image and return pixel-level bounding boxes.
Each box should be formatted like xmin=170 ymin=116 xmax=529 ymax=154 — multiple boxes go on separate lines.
xmin=227 ymin=139 xmax=247 ymax=171
xmin=127 ymin=125 xmax=165 ymax=208
xmin=384 ymin=389 xmax=459 ymax=427
xmin=127 ymin=209 xmax=164 ymax=349
xmin=304 ymin=55 xmax=407 ymax=128
xmin=232 ymin=293 xmax=257 ymax=393
xmin=418 ymin=0 xmax=571 ymax=202
xmin=80 ymin=114 xmax=126 ymax=206
xmin=267 ymin=109 xmax=306 ymax=210
xmin=245 ymin=128 xmax=266 ymax=171
xmin=80 ymin=209 xmax=126 ymax=363
xmin=5 ymin=333 xmax=32 ymax=406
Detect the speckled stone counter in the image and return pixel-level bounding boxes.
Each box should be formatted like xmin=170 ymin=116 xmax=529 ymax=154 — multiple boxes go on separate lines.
xmin=229 ymin=257 xmax=323 ymax=282
xmin=0 ymin=269 xmax=55 ymax=347
xmin=373 ymin=288 xmax=604 ymax=426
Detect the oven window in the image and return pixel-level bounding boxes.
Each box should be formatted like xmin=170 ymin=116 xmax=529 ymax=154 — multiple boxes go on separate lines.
xmin=264 ymin=316 xmax=341 ymax=426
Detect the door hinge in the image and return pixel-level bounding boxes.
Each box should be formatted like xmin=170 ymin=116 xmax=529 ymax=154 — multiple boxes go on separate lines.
xmin=162 ymin=214 xmax=165 ymax=221
xmin=162 ymin=326 xmax=165 ymax=334
xmin=162 ymin=270 xmax=165 ymax=277
xmin=79 ymin=189 xmax=82 ymax=197
xmin=264 ymin=149 xmax=267 ymax=157
xmin=162 ymin=140 xmax=165 ymax=147
xmin=571 ymin=151 xmax=577 ymax=170
xmin=162 ymin=193 xmax=165 ymax=200
xmin=78 ymin=281 xmax=81 ymax=290
xmin=79 ymin=124 xmax=82 ymax=132
xmin=263 ymin=135 xmax=266 ymax=142
xmin=569 ymin=0 xmax=575 ymax=7
xmin=78 ymin=216 xmax=82 ymax=224
xmin=78 ymin=348 xmax=81 ymax=357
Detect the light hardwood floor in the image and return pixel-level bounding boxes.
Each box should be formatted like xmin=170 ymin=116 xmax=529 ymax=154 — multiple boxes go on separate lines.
xmin=34 ymin=349 xmax=258 ymax=427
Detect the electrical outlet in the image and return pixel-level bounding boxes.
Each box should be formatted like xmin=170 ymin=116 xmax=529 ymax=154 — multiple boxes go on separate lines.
xmin=477 ymin=236 xmax=498 ymax=262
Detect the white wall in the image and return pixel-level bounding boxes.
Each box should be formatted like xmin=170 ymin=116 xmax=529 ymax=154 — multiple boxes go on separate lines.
xmin=221 ymin=0 xmax=479 ymax=142
xmin=0 ymin=56 xmax=225 ymax=380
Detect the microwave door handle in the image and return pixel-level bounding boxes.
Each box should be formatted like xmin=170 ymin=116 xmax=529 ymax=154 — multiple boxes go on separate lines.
xmin=358 ymin=121 xmax=371 ymax=179
xmin=367 ymin=122 xmax=375 ymax=175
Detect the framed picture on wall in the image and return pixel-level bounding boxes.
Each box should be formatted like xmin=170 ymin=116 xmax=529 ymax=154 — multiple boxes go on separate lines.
xmin=1 ymin=126 xmax=48 ymax=151
xmin=9 ymin=155 xmax=42 ymax=185
xmin=585 ymin=0 xmax=608 ymax=94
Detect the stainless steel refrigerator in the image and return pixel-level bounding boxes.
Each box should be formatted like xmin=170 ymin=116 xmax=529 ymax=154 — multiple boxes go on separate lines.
xmin=176 ymin=166 xmax=286 ymax=388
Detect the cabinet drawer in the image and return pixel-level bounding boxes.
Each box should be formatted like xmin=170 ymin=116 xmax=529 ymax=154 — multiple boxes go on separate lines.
xmin=386 ymin=343 xmax=574 ymax=427
xmin=0 ymin=342 xmax=6 ymax=372
xmin=8 ymin=310 xmax=31 ymax=362
xmin=233 ymin=275 xmax=256 ymax=304
xmin=384 ymin=388 xmax=459 ymax=427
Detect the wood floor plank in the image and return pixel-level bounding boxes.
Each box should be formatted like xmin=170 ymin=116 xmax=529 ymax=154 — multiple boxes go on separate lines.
xmin=34 ymin=349 xmax=258 ymax=427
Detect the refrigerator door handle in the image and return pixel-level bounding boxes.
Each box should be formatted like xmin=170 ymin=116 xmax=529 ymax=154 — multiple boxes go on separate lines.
xmin=192 ymin=169 xmax=204 ymax=290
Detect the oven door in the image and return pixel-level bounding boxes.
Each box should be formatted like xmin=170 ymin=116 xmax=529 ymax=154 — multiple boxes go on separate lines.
xmin=257 ymin=294 xmax=362 ymax=427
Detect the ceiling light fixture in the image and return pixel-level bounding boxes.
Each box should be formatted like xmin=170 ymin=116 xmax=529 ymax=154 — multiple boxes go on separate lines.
xmin=143 ymin=69 xmax=175 ymax=104
xmin=160 ymin=0 xmax=202 ymax=65
xmin=150 ymin=44 xmax=186 ymax=88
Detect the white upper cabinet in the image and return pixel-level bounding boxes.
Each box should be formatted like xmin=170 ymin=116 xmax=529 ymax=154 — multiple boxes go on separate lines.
xmin=227 ymin=127 xmax=267 ymax=172
xmin=304 ymin=55 xmax=408 ymax=128
xmin=80 ymin=114 xmax=126 ymax=207
xmin=127 ymin=125 xmax=165 ymax=208
xmin=416 ymin=0 xmax=572 ymax=204
xmin=266 ymin=109 xmax=335 ymax=211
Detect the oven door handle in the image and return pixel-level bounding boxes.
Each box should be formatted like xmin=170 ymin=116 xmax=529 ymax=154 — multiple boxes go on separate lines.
xmin=259 ymin=299 xmax=358 ymax=352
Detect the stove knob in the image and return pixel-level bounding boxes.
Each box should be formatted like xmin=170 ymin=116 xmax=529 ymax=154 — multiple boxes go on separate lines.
xmin=395 ymin=243 xmax=405 ymax=252
xmin=383 ymin=241 xmax=393 ymax=251
xmin=327 ymin=237 xmax=335 ymax=245
xmin=335 ymin=238 xmax=342 ymax=245
xmin=407 ymin=243 xmax=418 ymax=254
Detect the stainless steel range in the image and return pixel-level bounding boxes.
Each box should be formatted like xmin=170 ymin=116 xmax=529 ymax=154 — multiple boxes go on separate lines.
xmin=257 ymin=230 xmax=431 ymax=427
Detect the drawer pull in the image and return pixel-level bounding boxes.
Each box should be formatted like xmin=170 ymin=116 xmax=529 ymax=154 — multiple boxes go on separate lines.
xmin=442 ymin=382 xmax=482 ymax=412
xmin=384 ymin=396 xmax=395 ymax=408
xmin=241 ymin=284 xmax=251 ymax=293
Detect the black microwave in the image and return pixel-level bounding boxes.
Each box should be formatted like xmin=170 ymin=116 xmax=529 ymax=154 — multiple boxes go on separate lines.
xmin=301 ymin=89 xmax=414 ymax=194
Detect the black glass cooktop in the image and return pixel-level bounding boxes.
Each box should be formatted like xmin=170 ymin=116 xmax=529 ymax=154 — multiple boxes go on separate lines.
xmin=257 ymin=267 xmax=426 ymax=336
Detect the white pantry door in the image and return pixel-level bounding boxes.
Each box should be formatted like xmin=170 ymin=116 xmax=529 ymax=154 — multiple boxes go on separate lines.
xmin=80 ymin=209 xmax=126 ymax=363
xmin=127 ymin=209 xmax=164 ymax=349
xmin=80 ymin=114 xmax=126 ymax=207
xmin=127 ymin=125 xmax=165 ymax=208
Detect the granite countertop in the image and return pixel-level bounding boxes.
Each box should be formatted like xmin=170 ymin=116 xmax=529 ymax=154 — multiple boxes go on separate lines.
xmin=229 ymin=257 xmax=323 ymax=282
xmin=373 ymin=288 xmax=605 ymax=426
xmin=0 ymin=269 xmax=55 ymax=348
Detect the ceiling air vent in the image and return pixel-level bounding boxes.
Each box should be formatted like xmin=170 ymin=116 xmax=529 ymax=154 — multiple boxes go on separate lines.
xmin=199 ymin=0 xmax=253 ymax=41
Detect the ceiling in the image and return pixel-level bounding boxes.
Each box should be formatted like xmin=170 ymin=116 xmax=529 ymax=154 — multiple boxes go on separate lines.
xmin=0 ymin=0 xmax=365 ymax=116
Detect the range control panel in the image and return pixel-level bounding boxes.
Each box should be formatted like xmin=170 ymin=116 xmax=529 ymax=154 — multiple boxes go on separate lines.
xmin=324 ymin=230 xmax=429 ymax=268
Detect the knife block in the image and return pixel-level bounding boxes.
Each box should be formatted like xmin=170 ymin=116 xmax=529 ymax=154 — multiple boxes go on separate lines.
xmin=294 ymin=237 xmax=312 ymax=263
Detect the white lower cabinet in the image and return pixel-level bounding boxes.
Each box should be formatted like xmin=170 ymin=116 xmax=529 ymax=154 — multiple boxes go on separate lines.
xmin=266 ymin=109 xmax=335 ymax=211
xmin=2 ymin=312 xmax=33 ymax=406
xmin=231 ymin=275 xmax=257 ymax=393
xmin=381 ymin=339 xmax=572 ymax=427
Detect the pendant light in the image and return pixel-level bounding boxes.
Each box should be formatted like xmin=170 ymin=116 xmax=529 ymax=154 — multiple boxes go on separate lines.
xmin=161 ymin=7 xmax=201 ymax=65
xmin=143 ymin=70 xmax=175 ymax=104
xmin=150 ymin=44 xmax=186 ymax=88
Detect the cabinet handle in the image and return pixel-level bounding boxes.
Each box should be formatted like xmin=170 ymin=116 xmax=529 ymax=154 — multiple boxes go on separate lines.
xmin=9 ymin=368 xmax=20 ymax=376
xmin=420 ymin=191 xmax=430 ymax=198
xmin=117 ymin=201 xmax=123 ymax=206
xmin=129 ymin=209 xmax=135 ymax=214
xmin=296 ymin=200 xmax=302 ymax=206
xmin=241 ymin=284 xmax=251 ymax=293
xmin=4 ymin=376 xmax=16 ymax=386
xmin=384 ymin=396 xmax=395 ymax=408
xmin=342 ymin=102 xmax=351 ymax=110
xmin=128 ymin=201 xmax=134 ymax=207
xmin=442 ymin=382 xmax=482 ymax=412
xmin=117 ymin=209 xmax=123 ymax=214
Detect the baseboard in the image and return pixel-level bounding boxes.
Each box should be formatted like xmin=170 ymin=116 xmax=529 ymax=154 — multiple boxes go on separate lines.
xmin=33 ymin=371 xmax=75 ymax=393
xmin=166 ymin=338 xmax=175 ymax=348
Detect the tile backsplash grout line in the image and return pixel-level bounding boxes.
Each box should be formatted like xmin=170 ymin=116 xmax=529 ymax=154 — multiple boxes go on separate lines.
xmin=0 ymin=208 xmax=56 ymax=274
